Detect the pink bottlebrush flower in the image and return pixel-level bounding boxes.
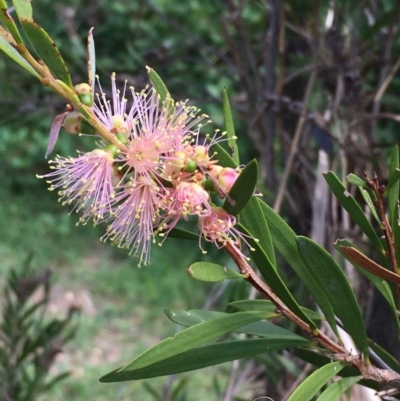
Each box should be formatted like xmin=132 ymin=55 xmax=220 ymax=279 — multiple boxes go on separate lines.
xmin=93 ymin=73 xmax=129 ymax=135
xmin=101 ymin=176 xmax=162 ymax=265
xmin=164 ymin=182 xmax=211 ymax=219
xmin=199 ymin=207 xmax=254 ymax=254
xmin=158 ymin=182 xmax=212 ymax=239
xmin=94 ymin=74 xmax=210 ymax=187
xmin=119 ymin=88 xmax=210 ymax=184
xmin=37 ymin=149 xmax=116 ymax=223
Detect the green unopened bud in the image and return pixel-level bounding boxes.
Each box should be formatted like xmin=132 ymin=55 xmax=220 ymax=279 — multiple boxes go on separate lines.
xmin=74 ymin=83 xmax=93 ymax=106
xmin=116 ymin=132 xmax=128 ymax=145
xmin=184 ymin=159 xmax=197 ymax=173
xmin=203 ymin=177 xmax=215 ymax=192
xmin=63 ymin=111 xmax=95 ymax=135
xmin=106 ymin=144 xmax=119 ymax=158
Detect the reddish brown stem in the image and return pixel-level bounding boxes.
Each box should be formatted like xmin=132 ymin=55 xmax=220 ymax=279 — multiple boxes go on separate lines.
xmin=224 ymin=241 xmax=400 ymax=386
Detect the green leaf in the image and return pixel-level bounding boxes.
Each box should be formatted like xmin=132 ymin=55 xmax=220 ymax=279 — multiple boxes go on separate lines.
xmin=100 ymin=336 xmax=308 ymax=382
xmin=210 ymin=142 xmax=237 ymax=168
xmin=387 ymin=150 xmax=400 ymax=192
xmin=0 ymin=1 xmax=23 ymax=44
xmin=0 ymin=32 xmax=39 ymax=78
xmin=240 ymin=197 xmax=276 ymax=268
xmin=20 ymin=19 xmax=72 ymax=87
xmin=368 ymin=340 xmax=400 ymax=373
xmin=346 ymin=173 xmax=367 ymax=188
xmin=335 ymin=239 xmax=400 ymax=336
xmin=294 ymin=349 xmax=379 ymax=393
xmin=297 ymin=236 xmax=369 ymax=358
xmin=12 ymin=0 xmax=32 ymax=20
xmin=287 ymin=362 xmax=346 ymax=401
xmin=147 ymin=67 xmax=170 ymax=102
xmin=87 ymin=27 xmax=95 ymax=96
xmin=258 ymin=200 xmax=336 ymax=336
xmin=387 ymin=146 xmax=400 ymax=267
xmin=229 ymin=299 xmax=324 ymax=321
xmin=339 ymin=245 xmax=400 ymax=285
xmin=120 ymin=311 xmax=266 ymax=372
xmin=324 ymin=172 xmax=384 ymax=253
xmin=222 ymin=88 xmax=239 ymax=165
xmin=187 ymin=261 xmax=244 ymax=282
xmin=238 ymin=223 xmax=317 ymax=331
xmin=223 ymin=159 xmax=258 ymax=215
xmin=316 ymin=376 xmax=360 ymax=401
xmin=164 ymin=309 xmax=311 ymax=341
xmin=359 ymin=187 xmax=380 ymax=224
xmin=165 ymin=227 xmax=198 ymax=241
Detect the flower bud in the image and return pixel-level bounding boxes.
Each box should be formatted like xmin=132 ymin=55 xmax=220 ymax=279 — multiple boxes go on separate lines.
xmin=203 ymin=177 xmax=216 ymax=192
xmin=184 ymin=159 xmax=197 ymax=173
xmin=193 ymin=145 xmax=210 ymax=164
xmin=74 ymin=83 xmax=93 ymax=106
xmin=63 ymin=111 xmax=96 ymax=135
xmin=170 ymin=151 xmax=186 ymax=173
xmin=217 ymin=167 xmax=239 ymax=193
xmin=106 ymin=144 xmax=119 ymax=159
xmin=116 ymin=132 xmax=128 ymax=145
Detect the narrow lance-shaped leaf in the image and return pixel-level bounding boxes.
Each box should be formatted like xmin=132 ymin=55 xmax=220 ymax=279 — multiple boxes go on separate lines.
xmin=258 ymin=200 xmax=337 ymax=336
xmin=210 ymin=142 xmax=237 ymax=168
xmin=45 ymin=112 xmax=68 ymax=158
xmin=0 ymin=29 xmax=39 ymax=78
xmin=229 ymin=299 xmax=324 ymax=321
xmin=339 ymin=246 xmax=400 ymax=285
xmin=165 ymin=227 xmax=198 ymax=241
xmin=20 ymin=19 xmax=73 ymax=87
xmin=146 ymin=67 xmax=170 ymax=102
xmin=316 ymin=376 xmax=361 ymax=401
xmin=187 ymin=261 xmax=245 ymax=282
xmin=287 ymin=362 xmax=346 ymax=401
xmin=100 ymin=336 xmax=309 ymax=382
xmin=87 ymin=27 xmax=96 ymax=96
xmin=334 ymin=239 xmax=397 ymax=307
xmin=239 ymin=197 xmax=276 ymax=268
xmin=297 ymin=237 xmax=369 ymax=358
xmin=238 ymin=223 xmax=317 ymax=331
xmin=335 ymin=240 xmax=400 ymax=337
xmin=12 ymin=0 xmax=33 ymax=20
xmin=120 ymin=311 xmax=266 ymax=372
xmin=324 ymin=172 xmax=384 ymax=253
xmin=346 ymin=173 xmax=367 ymax=188
xmin=222 ymin=88 xmax=239 ymax=165
xmin=0 ymin=0 xmax=23 ymax=44
xmin=359 ymin=187 xmax=380 ymax=224
xmin=165 ymin=308 xmax=317 ymax=338
xmin=368 ymin=340 xmax=400 ymax=374
xmin=387 ymin=146 xmax=400 ymax=268
xmin=223 ymin=159 xmax=258 ymax=215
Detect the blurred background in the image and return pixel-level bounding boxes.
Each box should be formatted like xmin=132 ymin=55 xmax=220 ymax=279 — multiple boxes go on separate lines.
xmin=1 ymin=0 xmax=400 ymax=400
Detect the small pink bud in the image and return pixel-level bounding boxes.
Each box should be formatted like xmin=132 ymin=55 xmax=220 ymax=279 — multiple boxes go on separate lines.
xmin=217 ymin=167 xmax=239 ymax=193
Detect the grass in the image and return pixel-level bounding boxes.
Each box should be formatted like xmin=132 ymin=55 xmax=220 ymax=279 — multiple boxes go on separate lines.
xmin=0 ymin=184 xmax=233 ymax=401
